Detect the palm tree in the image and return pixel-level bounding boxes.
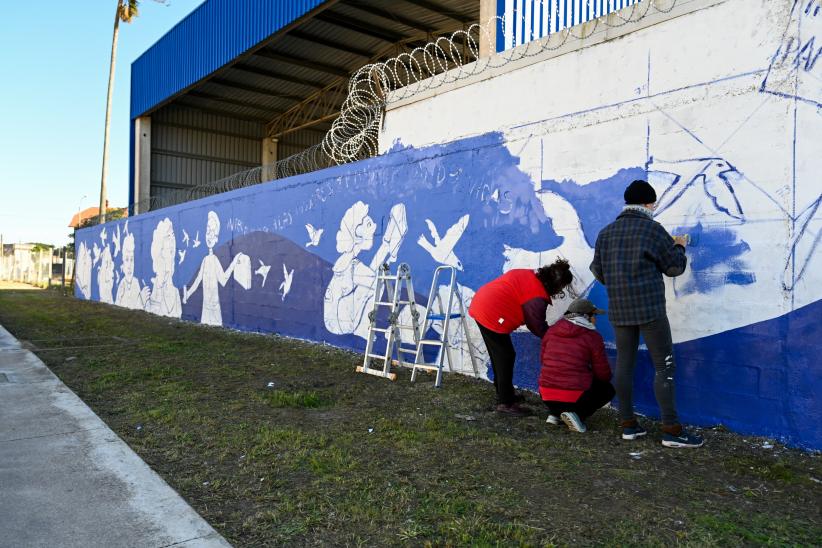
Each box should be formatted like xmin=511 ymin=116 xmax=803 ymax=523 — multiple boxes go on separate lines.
xmin=98 ymin=0 xmax=140 ymax=225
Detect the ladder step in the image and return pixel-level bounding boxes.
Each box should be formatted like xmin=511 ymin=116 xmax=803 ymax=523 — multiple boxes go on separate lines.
xmin=375 ymin=301 xmax=395 ymax=306
xmin=366 ymin=353 xmax=388 ymax=360
xmin=427 ymin=313 xmax=462 ymax=320
xmin=397 ymin=348 xmax=417 ymax=354
xmin=370 ymin=327 xmax=389 ymax=333
xmin=412 ymin=363 xmax=441 ymax=371
xmin=395 ymin=324 xmax=417 ymax=330
xmin=418 ymin=339 xmax=443 ymax=346
xmin=356 ymin=365 xmax=397 ymax=381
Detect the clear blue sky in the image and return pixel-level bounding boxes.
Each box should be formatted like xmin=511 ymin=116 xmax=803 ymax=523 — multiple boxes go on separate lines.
xmin=0 ymin=0 xmax=204 ymax=246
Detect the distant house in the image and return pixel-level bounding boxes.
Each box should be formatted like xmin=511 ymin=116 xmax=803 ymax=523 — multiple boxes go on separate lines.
xmin=68 ymin=202 xmax=127 ymax=229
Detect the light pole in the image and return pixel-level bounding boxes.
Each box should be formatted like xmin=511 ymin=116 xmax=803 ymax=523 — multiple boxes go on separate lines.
xmin=77 ymin=195 xmax=87 ymax=229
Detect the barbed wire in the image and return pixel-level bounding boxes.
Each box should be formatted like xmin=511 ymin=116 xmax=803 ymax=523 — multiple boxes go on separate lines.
xmin=84 ymin=0 xmax=679 ymax=227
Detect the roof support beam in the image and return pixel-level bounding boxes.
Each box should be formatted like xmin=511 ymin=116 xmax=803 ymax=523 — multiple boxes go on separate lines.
xmin=208 ymin=78 xmax=303 ymax=103
xmin=287 ymin=30 xmax=373 ymax=59
xmin=187 ymin=91 xmax=284 ymax=115
xmin=266 ymin=78 xmax=348 ymax=139
xmin=399 ymin=0 xmax=473 ymax=24
xmin=252 ymin=49 xmax=351 ymax=78
xmin=231 ymin=64 xmax=327 ymax=89
xmin=173 ymin=102 xmax=270 ymax=122
xmin=343 ymin=2 xmax=437 ymax=33
xmin=266 ymin=24 xmax=468 ymax=139
xmin=313 ymin=11 xmax=409 ymax=43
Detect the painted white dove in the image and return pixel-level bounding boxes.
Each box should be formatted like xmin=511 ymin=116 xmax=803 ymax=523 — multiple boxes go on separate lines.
xmin=123 ymin=220 xmax=129 ymax=234
xmin=178 ymin=249 xmax=186 ymax=264
xmin=279 ymin=263 xmax=294 ymax=301
xmin=192 ymin=231 xmax=201 ymax=248
xmin=99 ymin=226 xmax=107 ymax=245
xmin=417 ymin=214 xmax=470 ymax=270
xmin=650 ymin=157 xmax=744 ymax=220
xmin=92 ymin=242 xmax=102 ymax=265
xmin=255 ymin=260 xmax=271 ymax=287
xmin=182 ymin=229 xmax=190 ymax=247
xmin=305 ymin=223 xmax=324 ymax=247
xmin=112 ymin=225 xmax=121 ymax=258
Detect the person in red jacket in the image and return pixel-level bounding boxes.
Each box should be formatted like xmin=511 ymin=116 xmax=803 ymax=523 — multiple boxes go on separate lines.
xmin=469 ymin=259 xmax=573 ymax=417
xmin=539 ymin=298 xmax=615 ymax=433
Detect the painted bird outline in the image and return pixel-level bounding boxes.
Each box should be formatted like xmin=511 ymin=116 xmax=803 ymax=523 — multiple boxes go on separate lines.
xmin=112 ymin=225 xmax=122 ymax=258
xmin=99 ymin=226 xmax=107 ymax=245
xmin=279 ymin=263 xmax=294 ymax=301
xmin=178 ymin=249 xmax=186 ymax=264
xmin=649 ymin=156 xmax=744 ymax=221
xmin=92 ymin=242 xmax=102 ymax=266
xmin=182 ymin=229 xmax=190 ymax=247
xmin=192 ymin=231 xmax=201 ymax=248
xmin=255 ymin=260 xmax=271 ymax=288
xmin=417 ymin=214 xmax=470 ymax=270
xmin=305 ymin=223 xmax=324 ymax=247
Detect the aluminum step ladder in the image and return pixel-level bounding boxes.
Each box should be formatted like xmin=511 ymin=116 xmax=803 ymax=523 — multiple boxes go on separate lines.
xmin=357 ymin=263 xmax=420 ymax=381
xmin=411 ymin=265 xmax=480 ymax=387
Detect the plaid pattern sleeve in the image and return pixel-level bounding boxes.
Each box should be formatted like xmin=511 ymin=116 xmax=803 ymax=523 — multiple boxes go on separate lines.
xmin=593 ymin=210 xmax=687 ymax=326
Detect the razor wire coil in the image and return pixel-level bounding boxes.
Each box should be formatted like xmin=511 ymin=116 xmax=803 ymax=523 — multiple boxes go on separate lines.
xmin=85 ymin=0 xmax=679 ymax=227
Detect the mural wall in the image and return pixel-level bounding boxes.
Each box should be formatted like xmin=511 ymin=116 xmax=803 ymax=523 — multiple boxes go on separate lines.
xmin=77 ymin=0 xmax=820 ymax=448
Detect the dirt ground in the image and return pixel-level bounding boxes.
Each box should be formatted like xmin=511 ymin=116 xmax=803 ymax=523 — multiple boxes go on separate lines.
xmin=0 ymin=280 xmax=44 ymax=290
xmin=0 ymin=288 xmax=819 ymax=547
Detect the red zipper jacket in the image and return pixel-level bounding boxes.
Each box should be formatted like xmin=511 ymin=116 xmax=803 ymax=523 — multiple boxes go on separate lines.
xmin=538 ymin=318 xmax=612 ymax=402
xmin=468 ymin=269 xmax=551 ymax=336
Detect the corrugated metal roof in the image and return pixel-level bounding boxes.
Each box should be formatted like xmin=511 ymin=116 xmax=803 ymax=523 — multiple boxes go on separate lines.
xmin=130 ymin=0 xmax=333 ymax=118
xmin=130 ymin=0 xmax=479 ymax=208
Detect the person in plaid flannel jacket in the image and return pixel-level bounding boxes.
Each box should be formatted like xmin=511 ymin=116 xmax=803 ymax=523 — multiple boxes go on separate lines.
xmin=590 ymin=180 xmax=704 ymax=448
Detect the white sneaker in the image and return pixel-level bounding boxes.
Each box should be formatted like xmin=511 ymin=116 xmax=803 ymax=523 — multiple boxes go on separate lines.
xmin=560 ymin=411 xmax=587 ymax=433
xmin=546 ymin=415 xmax=561 ymax=425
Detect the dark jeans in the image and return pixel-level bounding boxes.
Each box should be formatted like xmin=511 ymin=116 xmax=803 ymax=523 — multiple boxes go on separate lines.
xmin=543 ymin=379 xmax=616 ymax=420
xmin=613 ymin=315 xmax=678 ymax=425
xmin=476 ymin=322 xmax=516 ymax=405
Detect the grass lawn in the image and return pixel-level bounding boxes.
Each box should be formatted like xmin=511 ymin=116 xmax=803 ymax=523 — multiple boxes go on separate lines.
xmin=1 ymin=288 xmax=820 ymax=547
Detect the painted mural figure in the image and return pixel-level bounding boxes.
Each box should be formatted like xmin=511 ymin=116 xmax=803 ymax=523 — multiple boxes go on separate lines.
xmin=97 ymin=246 xmax=115 ymax=304
xmin=182 ymin=211 xmax=245 ymax=326
xmin=144 ymin=217 xmax=182 ymax=318
xmin=115 ymin=232 xmax=147 ymax=310
xmin=324 ymin=201 xmax=407 ymax=338
xmin=75 ymin=241 xmax=92 ymax=300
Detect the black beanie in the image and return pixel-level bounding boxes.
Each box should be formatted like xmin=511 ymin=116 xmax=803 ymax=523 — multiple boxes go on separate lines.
xmin=624 ymin=180 xmax=657 ymax=205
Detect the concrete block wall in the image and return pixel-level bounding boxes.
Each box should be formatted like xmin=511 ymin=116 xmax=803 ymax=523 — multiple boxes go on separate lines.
xmin=76 ymin=0 xmax=821 ymax=448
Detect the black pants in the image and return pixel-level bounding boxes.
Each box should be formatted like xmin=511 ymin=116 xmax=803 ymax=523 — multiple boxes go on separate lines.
xmin=613 ymin=315 xmax=678 ymax=425
xmin=476 ymin=322 xmax=517 ymax=405
xmin=543 ymin=379 xmax=615 ymax=420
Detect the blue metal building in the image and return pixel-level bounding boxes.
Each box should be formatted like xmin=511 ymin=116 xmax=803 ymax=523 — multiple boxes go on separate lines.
xmin=128 ymin=0 xmax=479 ymax=212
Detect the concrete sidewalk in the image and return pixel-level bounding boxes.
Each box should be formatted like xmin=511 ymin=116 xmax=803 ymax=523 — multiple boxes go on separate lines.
xmin=0 ymin=325 xmax=231 ymax=548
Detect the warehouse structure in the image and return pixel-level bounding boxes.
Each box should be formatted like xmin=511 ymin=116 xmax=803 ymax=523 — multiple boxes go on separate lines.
xmin=129 ymin=0 xmax=485 ymax=212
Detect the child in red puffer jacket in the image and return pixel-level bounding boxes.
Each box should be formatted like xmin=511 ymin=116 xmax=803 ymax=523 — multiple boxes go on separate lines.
xmin=539 ymin=298 xmax=615 ymax=433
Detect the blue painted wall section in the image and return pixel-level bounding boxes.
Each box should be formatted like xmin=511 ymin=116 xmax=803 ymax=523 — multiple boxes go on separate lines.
xmin=77 ymin=131 xmax=822 ymax=449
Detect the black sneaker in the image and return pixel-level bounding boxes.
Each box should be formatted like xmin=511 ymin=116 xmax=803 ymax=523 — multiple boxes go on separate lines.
xmin=662 ymin=430 xmax=704 ymax=448
xmin=495 ymin=403 xmax=531 ymax=417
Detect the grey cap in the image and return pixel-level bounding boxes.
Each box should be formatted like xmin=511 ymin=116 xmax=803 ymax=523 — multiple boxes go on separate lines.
xmin=566 ymin=298 xmax=606 ymax=316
